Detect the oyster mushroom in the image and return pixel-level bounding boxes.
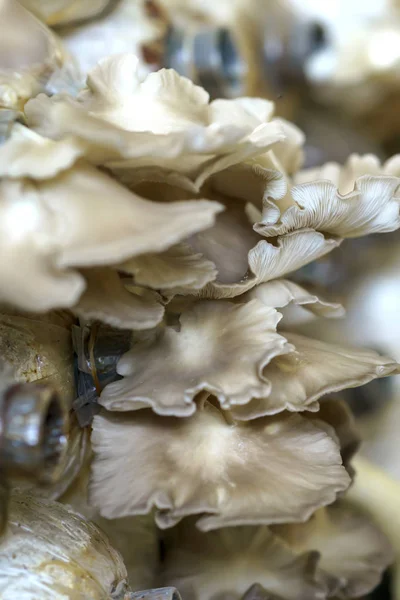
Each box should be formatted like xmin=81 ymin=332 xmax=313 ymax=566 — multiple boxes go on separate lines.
xmin=0 ymin=0 xmax=78 ymax=113
xmin=25 ymin=53 xmax=285 ymax=182
xmin=159 ymin=518 xmax=326 ymax=600
xmin=272 ymin=501 xmax=393 ymax=598
xmin=99 ymin=295 xmax=398 ymax=420
xmin=294 ymin=152 xmax=400 ymax=193
xmin=0 ymin=127 xmax=222 ymax=322
xmin=257 ymin=176 xmax=400 ymax=239
xmin=90 ymin=401 xmax=350 ymax=526
xmin=159 ymin=501 xmax=393 ymax=600
xmin=100 ymin=299 xmax=291 ymax=416
xmin=229 ymin=332 xmax=399 ymax=420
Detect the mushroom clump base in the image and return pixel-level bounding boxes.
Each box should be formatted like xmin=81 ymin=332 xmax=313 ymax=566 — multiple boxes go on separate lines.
xmin=0 ymin=15 xmax=400 ymax=599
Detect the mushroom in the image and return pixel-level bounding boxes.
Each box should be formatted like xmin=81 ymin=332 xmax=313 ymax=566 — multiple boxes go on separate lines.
xmin=272 ymin=501 xmax=393 ymax=598
xmin=159 ymin=518 xmax=326 ymax=600
xmin=0 ymin=0 xmax=78 ymax=113
xmin=100 ymin=299 xmax=290 ymax=416
xmin=90 ymin=401 xmax=350 ymax=526
xmin=0 ymin=127 xmax=222 ymax=320
xmin=25 ymin=53 xmax=285 ymax=182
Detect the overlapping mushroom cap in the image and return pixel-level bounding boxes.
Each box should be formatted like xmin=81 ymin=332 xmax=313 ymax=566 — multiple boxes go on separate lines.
xmin=255 ymin=152 xmax=400 ymax=240
xmin=0 ymin=49 xmax=398 ymax=599
xmin=295 ymin=152 xmax=400 ymax=192
xmin=25 ymin=53 xmax=286 ymax=183
xmin=17 ymin=54 xmax=395 ymax=534
xmin=272 ymin=501 xmax=394 ymax=599
xmin=90 ymin=400 xmax=350 ymax=527
xmin=160 ymin=521 xmax=325 ymax=600
xmin=159 ymin=502 xmax=393 ymax=600
xmin=0 ymin=123 xmax=222 ymax=322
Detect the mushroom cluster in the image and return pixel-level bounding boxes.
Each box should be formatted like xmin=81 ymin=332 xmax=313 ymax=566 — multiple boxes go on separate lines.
xmin=0 ymin=32 xmax=400 ymax=599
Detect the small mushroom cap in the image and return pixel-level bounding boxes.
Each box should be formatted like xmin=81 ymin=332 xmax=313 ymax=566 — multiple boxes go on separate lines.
xmin=74 ymin=268 xmax=164 ymax=331
xmin=0 ymin=124 xmax=85 ymax=179
xmin=118 ymin=242 xmax=217 ymax=293
xmin=241 ymin=278 xmax=344 ymax=319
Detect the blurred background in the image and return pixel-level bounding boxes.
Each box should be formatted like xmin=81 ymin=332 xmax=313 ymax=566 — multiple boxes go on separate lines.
xmin=1 ymin=1 xmax=400 ymax=598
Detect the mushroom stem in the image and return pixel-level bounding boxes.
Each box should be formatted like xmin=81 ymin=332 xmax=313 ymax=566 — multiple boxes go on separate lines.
xmin=347 ymin=455 xmax=400 ymax=600
xmin=221 ymin=409 xmax=235 ymax=426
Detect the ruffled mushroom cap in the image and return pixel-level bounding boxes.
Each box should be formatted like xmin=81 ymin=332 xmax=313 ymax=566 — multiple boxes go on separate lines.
xmin=0 ymin=491 xmax=128 ymax=600
xmin=158 ymin=501 xmax=392 ymax=600
xmin=74 ymin=268 xmax=164 ymax=331
xmin=229 ymin=332 xmax=399 ymax=420
xmin=138 ymin=161 xmax=338 ymax=301
xmin=99 ymin=288 xmax=397 ymax=420
xmin=294 ymin=153 xmax=400 ymax=193
xmin=241 ymin=278 xmax=345 ymax=320
xmin=159 ymin=520 xmax=326 ymax=600
xmin=24 ymin=54 xmax=286 ymax=183
xmin=272 ymin=502 xmax=394 ymax=599
xmin=195 ymin=229 xmax=341 ymax=300
xmin=137 ymin=162 xmax=338 ymax=301
xmin=257 ymin=169 xmax=400 ymax=239
xmin=0 ymin=131 xmax=222 ymax=317
xmin=90 ymin=401 xmax=350 ymax=526
xmin=99 ymin=299 xmax=291 ymax=416
xmin=107 ymin=155 xmax=339 ymax=303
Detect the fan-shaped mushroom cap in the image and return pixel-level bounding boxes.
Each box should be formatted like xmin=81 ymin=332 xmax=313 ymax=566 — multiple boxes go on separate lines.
xmin=90 ymin=402 xmax=350 ymax=527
